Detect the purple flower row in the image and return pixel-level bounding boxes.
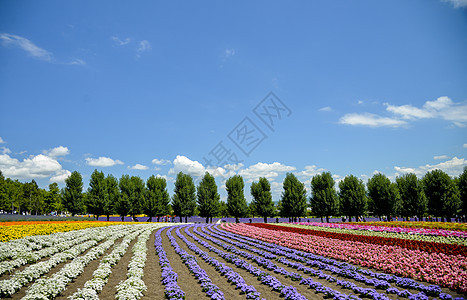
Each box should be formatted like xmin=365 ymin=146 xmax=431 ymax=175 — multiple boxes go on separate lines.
xmin=173 ymin=225 xmax=265 ymax=300
xmin=189 ymin=224 xmax=346 ymax=300
xmin=166 ymin=226 xmax=225 ymax=300
xmin=213 ymin=225 xmax=463 ymax=300
xmin=155 ymin=227 xmax=185 ymax=300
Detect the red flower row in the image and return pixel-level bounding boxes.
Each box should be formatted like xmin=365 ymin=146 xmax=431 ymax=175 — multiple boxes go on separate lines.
xmin=246 ymin=223 xmax=467 ymax=257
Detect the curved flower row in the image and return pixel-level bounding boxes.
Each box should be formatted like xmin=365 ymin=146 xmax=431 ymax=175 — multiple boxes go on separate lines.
xmin=225 ymin=223 xmax=467 ymax=294
xmin=0 ymin=227 xmax=113 ymax=276
xmin=155 ymin=227 xmax=185 ymax=300
xmin=69 ymin=226 xmax=154 ymax=300
xmin=348 ymin=221 xmax=467 ymax=232
xmin=115 ymin=225 xmax=160 ymax=300
xmin=286 ymin=223 xmax=467 ymax=246
xmin=166 ymin=226 xmax=225 ymax=300
xmin=255 ymin=223 xmax=467 ymax=257
xmin=208 ymin=225 xmax=450 ymax=300
xmin=0 ymin=221 xmax=127 ymax=242
xmin=291 ymin=222 xmax=467 ymax=239
xmin=190 ymin=225 xmax=343 ymax=300
xmin=175 ymin=225 xmax=265 ymax=300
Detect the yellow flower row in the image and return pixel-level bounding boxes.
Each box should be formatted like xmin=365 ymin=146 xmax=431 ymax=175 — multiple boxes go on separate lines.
xmin=0 ymin=222 xmax=131 ymax=242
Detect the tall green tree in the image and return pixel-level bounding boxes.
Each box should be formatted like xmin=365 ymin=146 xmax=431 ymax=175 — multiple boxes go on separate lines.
xmin=117 ymin=175 xmax=132 ymax=221
xmin=396 ymin=173 xmax=427 ymax=219
xmin=0 ymin=171 xmax=7 ymax=211
xmin=281 ymin=173 xmax=307 ymax=221
xmin=172 ymin=172 xmax=196 ymax=223
xmin=458 ymin=167 xmax=467 ymax=216
xmin=310 ymin=172 xmax=338 ymax=223
xmin=367 ymin=173 xmax=400 ymax=220
xmin=145 ymin=175 xmax=171 ymax=222
xmin=218 ymin=201 xmax=228 ymax=218
xmin=197 ymin=172 xmax=220 ymax=223
xmin=104 ymin=174 xmax=119 ymax=221
xmin=130 ymin=176 xmax=145 ymax=219
xmin=423 ymin=169 xmax=460 ymax=221
xmin=63 ymin=171 xmax=84 ymax=216
xmin=88 ymin=170 xmax=106 ymax=220
xmin=44 ymin=183 xmax=61 ymax=214
xmin=250 ymin=177 xmax=275 ymax=223
xmin=226 ymin=175 xmax=248 ymax=223
xmin=338 ymin=175 xmax=367 ymax=222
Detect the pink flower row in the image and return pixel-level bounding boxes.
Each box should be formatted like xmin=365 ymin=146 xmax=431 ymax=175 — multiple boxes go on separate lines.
xmin=224 ymin=223 xmax=467 ymax=293
xmin=293 ymin=222 xmax=467 ymax=238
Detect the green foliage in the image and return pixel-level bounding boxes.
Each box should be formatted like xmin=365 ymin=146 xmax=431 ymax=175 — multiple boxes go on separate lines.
xmin=88 ymin=170 xmax=106 ymax=219
xmin=281 ymin=173 xmax=307 ymax=219
xmin=458 ymin=167 xmax=467 ymax=215
xmin=338 ymin=175 xmax=367 ymax=221
xmin=396 ymin=173 xmax=427 ymax=218
xmin=145 ymin=175 xmax=171 ymax=221
xmin=197 ymin=172 xmax=220 ymax=223
xmin=423 ymin=169 xmax=461 ymax=218
xmin=310 ymin=172 xmax=338 ymax=222
xmin=250 ymin=177 xmax=275 ymax=222
xmin=63 ymin=171 xmax=84 ymax=216
xmin=172 ymin=172 xmax=196 ymax=222
xmin=44 ymin=183 xmax=62 ymax=213
xmin=104 ymin=174 xmax=119 ymax=220
xmin=217 ymin=201 xmax=229 ymax=217
xmin=367 ymin=173 xmax=400 ymax=218
xmin=226 ymin=175 xmax=248 ymax=222
xmin=118 ymin=174 xmax=145 ymax=219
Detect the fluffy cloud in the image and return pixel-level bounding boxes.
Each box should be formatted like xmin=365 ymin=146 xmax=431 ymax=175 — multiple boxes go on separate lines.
xmin=169 ymin=155 xmax=209 ymax=177
xmin=464 ymin=144 xmax=467 ymax=148
xmin=0 ymin=153 xmax=66 ymax=180
xmin=442 ymin=0 xmax=467 ymax=8
xmin=128 ymin=164 xmax=149 ymax=170
xmin=0 ymin=33 xmax=53 ymax=62
xmin=238 ymin=162 xmax=295 ymax=182
xmin=49 ymin=170 xmax=71 ymax=183
xmin=319 ymin=106 xmax=333 ymax=112
xmin=385 ymin=97 xmax=467 ymax=127
xmin=0 ymin=137 xmax=5 ymax=144
xmin=434 ymin=155 xmax=450 ymax=160
xmin=137 ymin=40 xmax=151 ymax=53
xmin=152 ymin=158 xmax=171 ymax=165
xmin=296 ymin=165 xmax=327 ymax=181
xmin=339 ymin=113 xmax=408 ymax=127
xmin=85 ymin=157 xmax=124 ymax=167
xmin=111 ymin=36 xmax=131 ymax=46
xmin=394 ymin=157 xmax=466 ymax=177
xmin=43 ymin=146 xmax=70 ymax=158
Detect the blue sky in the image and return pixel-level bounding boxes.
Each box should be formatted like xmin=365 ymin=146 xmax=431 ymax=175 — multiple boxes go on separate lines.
xmin=1 ymin=0 xmax=466 ymax=201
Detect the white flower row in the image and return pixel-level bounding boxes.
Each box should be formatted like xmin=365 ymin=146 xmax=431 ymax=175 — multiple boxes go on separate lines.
xmin=22 ymin=226 xmax=145 ymax=300
xmin=68 ymin=228 xmax=147 ymax=300
xmin=0 ymin=225 xmax=137 ymax=297
xmin=0 ymin=228 xmax=109 ymax=276
xmin=115 ymin=225 xmax=164 ymax=300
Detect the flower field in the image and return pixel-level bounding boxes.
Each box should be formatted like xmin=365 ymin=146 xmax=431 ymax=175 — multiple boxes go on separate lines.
xmin=0 ymin=221 xmax=466 ymax=299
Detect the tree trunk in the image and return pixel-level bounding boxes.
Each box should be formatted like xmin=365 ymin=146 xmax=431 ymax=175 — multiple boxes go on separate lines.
xmin=121 ymin=216 xmax=124 ymax=222
xmin=157 ymin=216 xmax=160 ymax=222
xmin=320 ymin=217 xmax=323 ymax=223
xmin=235 ymin=217 xmax=239 ymax=223
xmin=95 ymin=215 xmax=99 ymax=220
xmin=206 ymin=217 xmax=209 ymax=223
xmin=185 ymin=216 xmax=188 ymax=223
xmin=264 ymin=216 xmax=267 ymax=223
xmin=179 ymin=216 xmax=182 ymax=222
xmin=148 ymin=216 xmax=152 ymax=222
xmin=106 ymin=215 xmax=110 ymax=221
xmin=326 ymin=216 xmax=329 ymax=223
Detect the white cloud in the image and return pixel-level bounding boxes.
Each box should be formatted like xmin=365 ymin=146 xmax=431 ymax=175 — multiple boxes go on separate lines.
xmin=319 ymin=106 xmax=332 ymax=112
xmin=68 ymin=58 xmax=86 ymax=65
xmin=49 ymin=170 xmax=71 ymax=183
xmin=168 ymin=155 xmax=209 ymax=177
xmin=1 ymin=147 xmax=11 ymax=154
xmin=111 ymin=36 xmax=131 ymax=46
xmin=394 ymin=157 xmax=467 ymax=177
xmin=442 ymin=0 xmax=467 ymax=8
xmin=296 ymin=165 xmax=327 ymax=181
xmin=128 ymin=164 xmax=149 ymax=170
xmin=152 ymin=158 xmax=171 ymax=165
xmin=43 ymin=146 xmax=70 ymax=158
xmin=464 ymin=144 xmax=467 ymax=148
xmin=357 ymin=100 xmax=364 ymax=105
xmin=434 ymin=155 xmax=450 ymax=160
xmin=0 ymin=33 xmax=53 ymax=62
xmin=0 ymin=153 xmax=64 ymax=179
xmin=137 ymin=40 xmax=151 ymax=53
xmin=225 ymin=48 xmax=235 ymax=58
xmin=85 ymin=157 xmax=124 ymax=167
xmin=339 ymin=113 xmax=407 ymax=127
xmin=385 ymin=97 xmax=467 ymax=127
xmin=238 ymin=162 xmax=295 ymax=182
xmin=0 ymin=137 xmax=5 ymax=144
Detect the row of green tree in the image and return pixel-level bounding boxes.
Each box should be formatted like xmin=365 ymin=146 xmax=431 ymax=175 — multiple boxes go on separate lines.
xmin=0 ymin=168 xmax=466 ymax=222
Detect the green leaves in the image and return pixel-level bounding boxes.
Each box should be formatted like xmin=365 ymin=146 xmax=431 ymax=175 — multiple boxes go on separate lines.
xmin=197 ymin=172 xmax=220 ymax=222
xmin=281 ymin=173 xmax=307 ymax=219
xmin=251 ymin=177 xmax=275 ymax=222
xmin=310 ymin=172 xmax=338 ymax=221
xmin=226 ymin=175 xmax=248 ymax=222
